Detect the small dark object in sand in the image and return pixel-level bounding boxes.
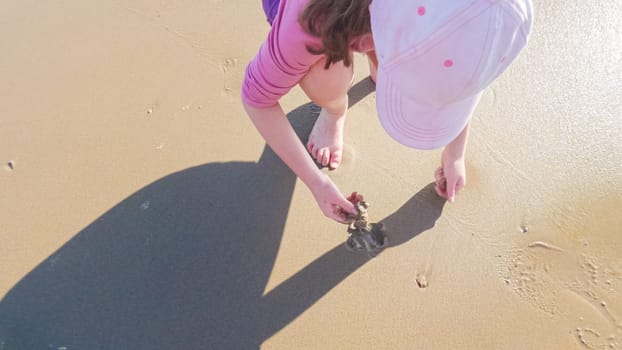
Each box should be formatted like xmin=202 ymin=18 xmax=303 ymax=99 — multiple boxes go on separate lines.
xmin=6 ymin=161 xmax=14 ymax=171
xmin=415 ymin=273 xmax=428 ymax=288
xmin=345 ymin=193 xmax=389 ymax=258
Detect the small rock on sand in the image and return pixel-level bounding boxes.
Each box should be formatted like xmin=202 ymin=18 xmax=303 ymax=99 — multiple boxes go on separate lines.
xmin=416 ymin=274 xmax=428 ymax=288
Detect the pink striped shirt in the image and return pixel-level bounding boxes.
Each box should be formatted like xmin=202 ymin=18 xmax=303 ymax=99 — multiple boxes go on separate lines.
xmin=241 ymin=0 xmax=323 ymax=108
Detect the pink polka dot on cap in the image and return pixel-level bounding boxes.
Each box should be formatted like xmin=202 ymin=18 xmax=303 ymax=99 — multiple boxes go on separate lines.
xmin=417 ymin=6 xmax=426 ymax=16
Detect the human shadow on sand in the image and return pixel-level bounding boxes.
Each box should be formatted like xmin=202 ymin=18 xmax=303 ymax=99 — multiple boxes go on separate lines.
xmin=0 ymin=78 xmax=445 ymax=349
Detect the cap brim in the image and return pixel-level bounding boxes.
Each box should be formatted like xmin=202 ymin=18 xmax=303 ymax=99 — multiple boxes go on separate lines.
xmin=376 ymin=67 xmax=483 ymax=150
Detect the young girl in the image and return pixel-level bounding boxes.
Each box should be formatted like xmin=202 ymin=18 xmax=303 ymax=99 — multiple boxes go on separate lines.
xmin=242 ymin=0 xmax=533 ymax=223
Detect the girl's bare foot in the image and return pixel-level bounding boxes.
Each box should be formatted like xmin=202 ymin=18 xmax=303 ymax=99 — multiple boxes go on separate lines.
xmin=307 ymin=107 xmax=345 ymax=169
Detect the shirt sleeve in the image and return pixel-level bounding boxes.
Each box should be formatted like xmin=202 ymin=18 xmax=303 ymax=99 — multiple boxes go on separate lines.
xmin=241 ymin=0 xmax=323 ymax=108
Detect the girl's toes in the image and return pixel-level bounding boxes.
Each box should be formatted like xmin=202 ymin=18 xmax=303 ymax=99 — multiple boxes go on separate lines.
xmin=307 ymin=142 xmax=314 ymax=154
xmin=329 ymin=152 xmax=342 ymax=169
xmin=319 ymin=149 xmax=330 ymax=166
xmin=311 ymin=146 xmax=320 ymax=161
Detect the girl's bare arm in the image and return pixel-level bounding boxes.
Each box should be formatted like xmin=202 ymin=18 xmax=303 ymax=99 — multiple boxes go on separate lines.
xmin=437 ymin=122 xmax=470 ymax=202
xmin=243 ymin=102 xmax=356 ymax=222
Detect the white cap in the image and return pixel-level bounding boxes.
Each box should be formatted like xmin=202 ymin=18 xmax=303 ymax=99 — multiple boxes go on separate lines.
xmin=370 ymin=0 xmax=533 ymax=149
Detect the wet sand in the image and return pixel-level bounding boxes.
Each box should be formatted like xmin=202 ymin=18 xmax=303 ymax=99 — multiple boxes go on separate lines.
xmin=1 ymin=0 xmax=621 ymax=349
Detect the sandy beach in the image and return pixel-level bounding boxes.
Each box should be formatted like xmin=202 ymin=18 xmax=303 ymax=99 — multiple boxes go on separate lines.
xmin=1 ymin=0 xmax=621 ymax=348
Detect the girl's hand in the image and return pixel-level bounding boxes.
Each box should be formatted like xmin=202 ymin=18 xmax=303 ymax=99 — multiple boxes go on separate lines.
xmin=434 ymin=150 xmax=466 ymax=203
xmin=309 ymin=173 xmax=357 ymax=223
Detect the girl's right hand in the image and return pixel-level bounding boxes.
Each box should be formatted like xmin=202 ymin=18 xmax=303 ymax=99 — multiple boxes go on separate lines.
xmin=308 ymin=174 xmax=357 ymax=224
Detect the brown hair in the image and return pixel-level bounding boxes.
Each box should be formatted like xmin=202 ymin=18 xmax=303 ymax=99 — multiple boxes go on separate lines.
xmin=299 ymin=0 xmax=372 ymax=69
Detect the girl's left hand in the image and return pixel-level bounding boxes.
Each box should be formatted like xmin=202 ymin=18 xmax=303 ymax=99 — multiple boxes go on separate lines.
xmin=434 ymin=151 xmax=466 ymax=203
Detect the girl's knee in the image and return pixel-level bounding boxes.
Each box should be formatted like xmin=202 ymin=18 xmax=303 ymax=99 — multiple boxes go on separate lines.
xmin=300 ymin=57 xmax=353 ymax=107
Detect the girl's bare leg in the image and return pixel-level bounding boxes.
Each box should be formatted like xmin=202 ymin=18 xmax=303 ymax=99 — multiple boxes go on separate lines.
xmin=299 ymin=57 xmax=354 ymax=169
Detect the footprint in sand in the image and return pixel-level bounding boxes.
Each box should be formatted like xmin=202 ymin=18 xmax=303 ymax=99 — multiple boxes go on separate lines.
xmin=221 ymin=57 xmax=241 ymax=95
xmin=220 ymin=58 xmax=237 ymax=73
xmin=506 ymin=236 xmax=622 ymax=349
xmin=572 ymin=295 xmax=621 ymax=350
xmin=504 ymin=239 xmax=567 ymax=315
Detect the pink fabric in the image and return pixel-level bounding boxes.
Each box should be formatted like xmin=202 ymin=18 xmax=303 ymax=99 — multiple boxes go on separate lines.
xmin=371 ymin=0 xmax=533 ymax=149
xmin=242 ymin=0 xmax=322 ymax=108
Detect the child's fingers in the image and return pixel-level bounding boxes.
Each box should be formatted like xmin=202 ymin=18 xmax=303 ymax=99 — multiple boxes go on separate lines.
xmin=446 ymin=177 xmax=463 ymax=203
xmin=434 ymin=166 xmax=444 ymax=182
xmin=331 ymin=211 xmax=347 ymax=223
xmin=435 ymin=177 xmax=446 ymax=190
xmin=331 ymin=206 xmax=353 ymax=224
xmin=455 ymin=179 xmax=465 ymax=193
xmin=435 ymin=176 xmax=449 ymax=199
xmin=338 ymin=197 xmax=357 ymax=214
xmin=435 ymin=183 xmax=446 ymax=198
xmin=447 ymin=185 xmax=456 ymax=202
xmin=436 ymin=175 xmax=447 ymax=191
